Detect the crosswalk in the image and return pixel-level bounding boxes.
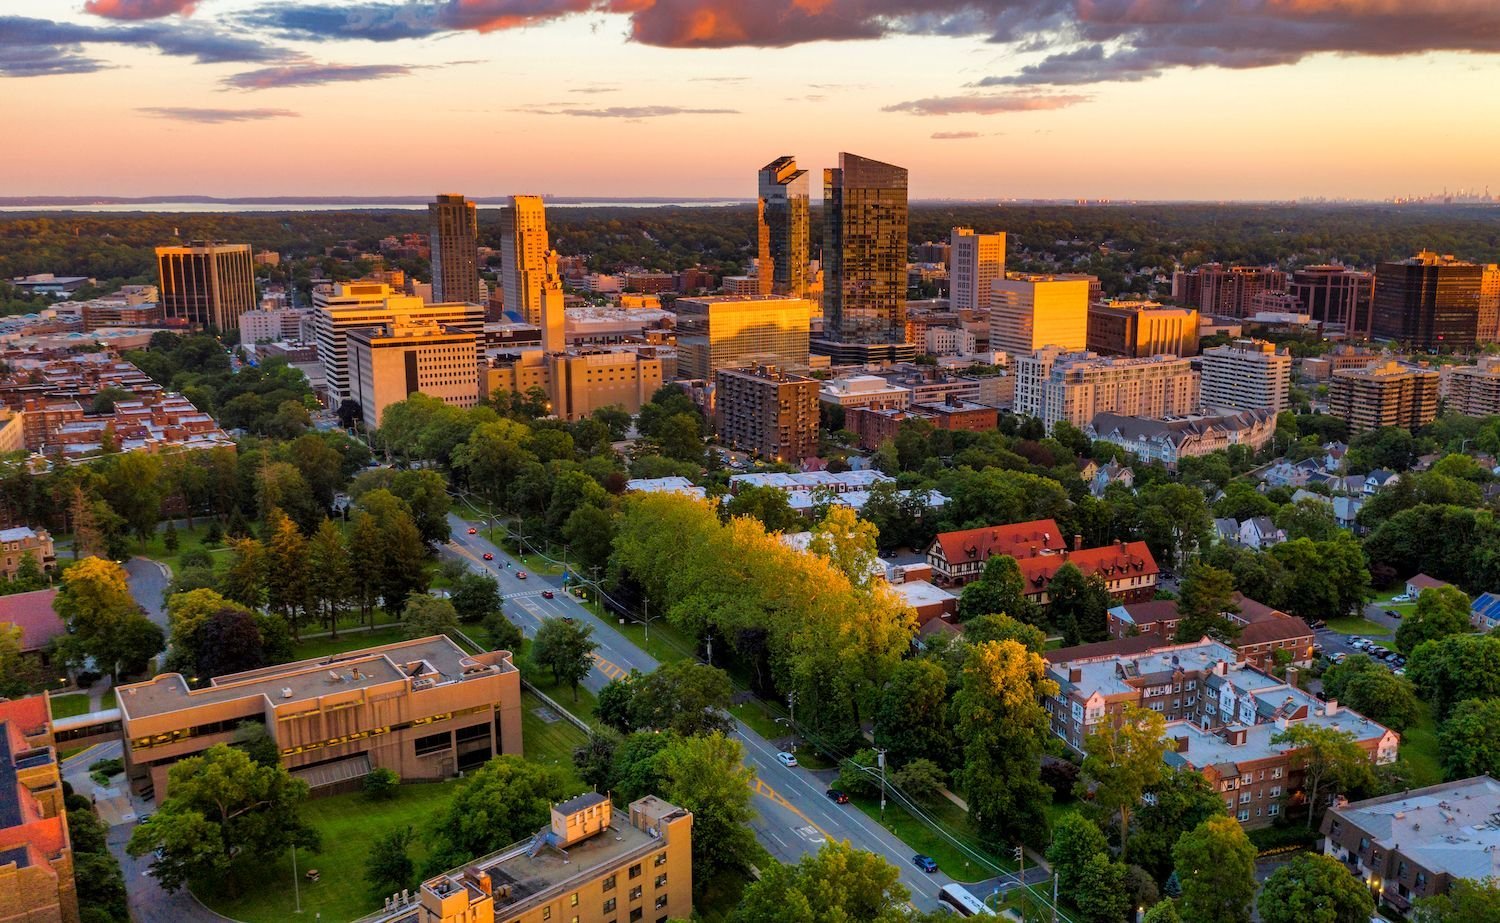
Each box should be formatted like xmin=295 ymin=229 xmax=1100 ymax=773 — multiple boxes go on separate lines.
xmin=591 ymin=652 xmax=630 ymax=681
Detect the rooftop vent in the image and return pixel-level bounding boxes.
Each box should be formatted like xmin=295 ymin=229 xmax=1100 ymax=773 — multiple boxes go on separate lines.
xmin=281 ymin=687 xmax=293 ymax=698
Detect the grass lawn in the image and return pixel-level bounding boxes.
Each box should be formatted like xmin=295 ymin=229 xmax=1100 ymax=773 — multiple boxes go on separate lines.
xmin=849 ymin=791 xmax=1003 ymax=884
xmin=522 ymin=667 xmax=601 ymax=725
xmin=1400 ymin=701 xmax=1444 ymax=788
xmin=291 ymin=626 xmax=408 ymax=660
xmin=200 ymin=781 xmax=460 ymax=923
xmin=1324 ymin=616 xmax=1392 ymax=639
xmin=48 ymin=693 xmax=90 ymax=720
xmin=99 ymin=688 xmax=117 ymax=711
xmin=611 ymin=614 xmax=698 ymax=665
xmin=135 ymin=522 xmax=226 ymax=576
xmin=521 ymin=689 xmax=589 ymax=787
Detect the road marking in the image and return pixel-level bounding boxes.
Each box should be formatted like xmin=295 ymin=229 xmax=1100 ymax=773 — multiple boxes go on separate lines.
xmin=592 ymin=652 xmax=629 ymax=681
xmin=753 ymin=778 xmax=828 ymax=840
xmin=503 ymin=591 xmax=547 ymax=600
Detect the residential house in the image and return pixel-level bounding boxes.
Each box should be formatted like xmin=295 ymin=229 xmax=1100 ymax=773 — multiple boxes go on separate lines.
xmin=1405 ymin=573 xmax=1451 ymax=599
xmin=1015 ymin=539 xmax=1159 ymax=605
xmin=1238 ymin=517 xmax=1286 ymax=550
xmin=1089 ymin=463 xmax=1134 ymax=498
xmin=1213 ymin=518 xmax=1239 ymax=544
xmin=1470 ymin=592 xmax=1500 ymax=631
xmin=1364 ymin=469 xmax=1401 ymax=494
xmin=1333 ymin=496 xmax=1365 ymax=530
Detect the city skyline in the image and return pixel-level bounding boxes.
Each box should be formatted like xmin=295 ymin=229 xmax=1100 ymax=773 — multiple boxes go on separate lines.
xmin=5 ymin=0 xmax=1500 ymax=201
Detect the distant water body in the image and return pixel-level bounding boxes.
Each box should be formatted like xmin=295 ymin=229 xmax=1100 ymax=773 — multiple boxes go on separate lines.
xmin=0 ymin=200 xmax=749 ymax=213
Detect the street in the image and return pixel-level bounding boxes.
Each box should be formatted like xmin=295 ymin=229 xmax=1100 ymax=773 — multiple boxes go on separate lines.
xmin=442 ymin=513 xmax=1046 ymax=912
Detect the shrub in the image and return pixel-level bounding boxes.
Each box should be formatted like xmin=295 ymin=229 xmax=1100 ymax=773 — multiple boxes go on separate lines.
xmin=364 ymin=767 xmax=400 ymax=799
xmin=179 ymin=547 xmax=214 ymax=569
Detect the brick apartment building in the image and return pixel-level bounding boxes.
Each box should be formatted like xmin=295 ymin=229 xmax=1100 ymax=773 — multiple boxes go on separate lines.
xmin=925 ymin=519 xmax=1066 ymax=587
xmin=714 ymin=365 xmax=819 ymax=464
xmin=1106 ymin=594 xmax=1315 ymax=670
xmin=0 ymin=696 xmax=78 ymax=923
xmin=845 ymin=396 xmax=997 ymax=451
xmin=0 ymin=527 xmax=54 ymax=579
xmin=1017 ymin=539 xmax=1159 ymax=604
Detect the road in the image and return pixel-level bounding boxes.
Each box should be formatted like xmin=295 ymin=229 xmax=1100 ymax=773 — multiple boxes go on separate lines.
xmin=126 ymin=557 xmax=172 ymax=635
xmin=442 ymin=513 xmax=1045 ymax=912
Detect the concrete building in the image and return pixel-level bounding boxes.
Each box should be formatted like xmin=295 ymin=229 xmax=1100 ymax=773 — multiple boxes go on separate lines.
xmin=239 ymin=307 xmax=315 ymax=345
xmin=1328 ymin=360 xmax=1441 ymax=433
xmin=674 ymin=295 xmax=812 ymax=380
xmin=1014 ymin=348 xmax=1199 ymax=432
xmin=1087 ymin=409 xmax=1276 ymax=472
xmin=924 ymin=325 xmax=977 ymax=357
xmin=1441 ymin=357 xmax=1500 ymax=417
xmin=500 ymin=195 xmax=558 ymax=327
xmin=118 ymin=635 xmax=522 ymax=801
xmin=155 ymin=241 xmax=256 ymax=331
xmin=1322 ymin=776 xmax=1500 ymax=914
xmin=346 ymin=320 xmax=479 ymax=429
xmin=313 ymin=282 xmax=484 ymax=404
xmin=1482 ymin=263 xmax=1500 ymax=343
xmin=1171 ymin=264 xmax=1288 ymax=318
xmin=1300 ymin=345 xmax=1382 ymax=380
xmin=1087 ymin=301 xmax=1199 ymax=357
xmin=1199 ymin=338 xmax=1292 ymax=414
xmin=757 ymin=156 xmax=811 ymax=300
xmin=989 ymin=275 xmax=1090 ymax=359
xmin=950 ymin=228 xmax=1005 ymax=313
xmin=0 ymin=696 xmax=77 ymax=923
xmin=817 ymin=374 xmax=911 ymax=412
xmin=1372 ymin=251 xmax=1484 ymax=350
xmin=0 ymin=527 xmax=54 ymax=579
xmin=818 ymin=153 xmax=909 ymax=355
xmin=372 ymin=794 xmax=692 ymax=923
xmin=715 ymin=365 xmax=819 ymax=464
xmin=925 ymin=519 xmax=1066 ymax=587
xmin=429 ymin=193 xmax=481 ymax=306
xmin=548 ymin=350 xmax=663 ymax=421
xmin=1106 ymin=594 xmax=1315 ymax=671
xmin=1289 ymin=265 xmax=1375 ymax=338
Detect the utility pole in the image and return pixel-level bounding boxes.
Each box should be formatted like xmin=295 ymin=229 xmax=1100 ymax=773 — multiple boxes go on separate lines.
xmin=291 ymin=844 xmax=301 ymax=913
xmin=876 ymin=748 xmax=887 ymax=819
xmin=1013 ymin=844 xmax=1024 ymax=893
xmin=705 ymin=634 xmax=713 ymax=663
xmin=1052 ymin=871 xmax=1059 ymax=923
xmin=643 ymin=598 xmax=650 ymax=644
xmin=787 ymin=690 xmax=796 ymax=731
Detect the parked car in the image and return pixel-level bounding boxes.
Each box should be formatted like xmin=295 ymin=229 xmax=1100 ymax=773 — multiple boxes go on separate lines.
xmin=1386 ymin=609 xmax=1403 ymax=619
xmin=912 ymin=855 xmax=938 ymax=874
xmin=826 ymin=788 xmax=849 ymax=804
xmin=1391 ymin=594 xmax=1412 ymax=603
xmin=1394 ymin=668 xmax=1406 ymax=677
xmin=776 ymin=751 xmax=798 ymax=768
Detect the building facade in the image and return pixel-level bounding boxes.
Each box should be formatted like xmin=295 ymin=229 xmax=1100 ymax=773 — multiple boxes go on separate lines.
xmin=1014 ymin=348 xmax=1199 ymax=432
xmin=674 ymin=296 xmax=812 ymax=380
xmin=1086 ymin=301 xmax=1199 ymax=358
xmin=818 ymin=374 xmax=912 ymax=412
xmin=500 ymin=195 xmax=557 ymax=327
xmin=925 ymin=519 xmax=1066 ymax=586
xmin=429 ymin=193 xmax=481 ymax=306
xmin=1171 ymin=264 xmax=1288 ymax=318
xmin=757 ymin=156 xmax=810 ymax=300
xmin=1105 ymin=594 xmax=1315 ymax=670
xmin=1481 ymin=264 xmax=1500 ymax=343
xmin=548 ymin=350 xmax=663 ymax=421
xmin=1087 ymin=409 xmax=1276 ymax=472
xmin=949 ymin=228 xmax=1005 ymax=313
xmin=1371 ymin=251 xmax=1484 ymax=350
xmin=1199 ymin=338 xmax=1292 ymax=414
xmin=346 ymin=320 xmax=479 ymax=429
xmin=239 ymin=307 xmax=315 ymax=345
xmin=1328 ymin=360 xmax=1441 ymax=433
xmin=1289 ymin=265 xmax=1375 ymax=338
xmin=989 ymin=275 xmax=1090 ymax=359
xmin=0 ymin=527 xmax=54 ymax=579
xmin=820 ymin=153 xmax=908 ymax=348
xmin=1441 ymin=357 xmax=1500 ymax=417
xmin=155 ymin=241 xmax=256 ymax=331
xmin=1016 ymin=540 xmax=1159 ymax=604
xmin=715 ymin=365 xmax=819 ymax=464
xmin=0 ymin=696 xmax=78 ymax=923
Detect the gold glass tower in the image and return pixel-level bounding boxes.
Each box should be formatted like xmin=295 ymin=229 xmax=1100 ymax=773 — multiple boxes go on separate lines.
xmin=429 ymin=193 xmax=480 ymax=305
xmin=501 ymin=194 xmax=559 ymax=326
xmin=757 ymin=156 xmax=809 ymax=300
xmin=822 ymin=152 xmax=908 ymax=346
xmin=155 ymin=241 xmax=256 ymax=331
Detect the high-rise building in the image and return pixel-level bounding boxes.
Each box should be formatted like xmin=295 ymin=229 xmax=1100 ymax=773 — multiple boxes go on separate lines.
xmin=1171 ymin=264 xmax=1288 ymax=318
xmin=1328 ymin=360 xmax=1440 ymax=433
xmin=1289 ymin=265 xmax=1375 ymax=338
xmin=1013 ymin=348 xmax=1199 ymax=432
xmin=819 ymin=152 xmax=909 ymax=349
xmin=500 ymin=195 xmax=559 ymax=326
xmin=346 ymin=319 xmax=479 ymax=428
xmin=757 ymin=157 xmax=810 ymax=300
xmin=155 ymin=241 xmax=256 ymax=330
xmin=1480 ymin=264 xmax=1500 ymax=343
xmin=1371 ymin=251 xmax=1484 ymax=350
xmin=1440 ymin=357 xmax=1500 ymax=418
xmin=950 ymin=228 xmax=1005 ymax=312
xmin=429 ymin=193 xmax=481 ymax=305
xmin=989 ymin=275 xmax=1090 ymax=359
xmin=313 ymin=282 xmax=483 ymax=404
xmin=1199 ymin=338 xmax=1292 ymax=414
xmin=674 ymin=295 xmax=812 ymax=380
xmin=1087 ymin=301 xmax=1199 ymax=357
xmin=715 ymin=365 xmax=820 ymax=463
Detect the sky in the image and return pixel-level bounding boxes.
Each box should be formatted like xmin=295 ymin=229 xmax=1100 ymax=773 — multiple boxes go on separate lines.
xmin=4 ymin=0 xmax=1500 ymax=201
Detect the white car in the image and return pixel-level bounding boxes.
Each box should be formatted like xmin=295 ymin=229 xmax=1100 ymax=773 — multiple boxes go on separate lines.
xmin=776 ymin=751 xmax=798 ymax=768
xmin=1391 ymin=594 xmax=1412 ymax=603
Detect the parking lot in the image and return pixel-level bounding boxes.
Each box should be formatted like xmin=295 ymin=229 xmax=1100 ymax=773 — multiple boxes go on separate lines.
xmin=1314 ymin=628 xmax=1408 ymax=676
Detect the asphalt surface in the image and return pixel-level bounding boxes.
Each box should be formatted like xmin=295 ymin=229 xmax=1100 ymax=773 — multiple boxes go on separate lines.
xmin=442 ymin=512 xmax=1048 ymax=913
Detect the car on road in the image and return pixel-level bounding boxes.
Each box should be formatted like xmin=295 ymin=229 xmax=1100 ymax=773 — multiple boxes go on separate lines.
xmin=482 ymin=552 xmax=494 ymax=561
xmin=776 ymin=751 xmax=798 ymax=768
xmin=1394 ymin=668 xmax=1406 ymax=677
xmin=1386 ymin=609 xmax=1403 ymax=619
xmin=912 ymin=854 xmax=938 ymax=874
xmin=467 ymin=527 xmax=477 ymax=535
xmin=826 ymin=788 xmax=849 ymax=804
xmin=542 ymin=590 xmax=555 ymax=599
xmin=517 ymin=571 xmax=528 ymax=580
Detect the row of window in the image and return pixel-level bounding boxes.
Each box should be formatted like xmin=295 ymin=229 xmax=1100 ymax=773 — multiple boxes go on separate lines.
xmin=526 ymin=857 xmax=671 ymax=923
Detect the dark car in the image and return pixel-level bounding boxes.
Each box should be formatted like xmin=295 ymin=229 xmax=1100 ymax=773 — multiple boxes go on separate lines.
xmin=912 ymin=854 xmax=938 ymax=874
xmin=826 ymin=788 xmax=849 ymax=804
xmin=1386 ymin=609 xmax=1403 ymax=619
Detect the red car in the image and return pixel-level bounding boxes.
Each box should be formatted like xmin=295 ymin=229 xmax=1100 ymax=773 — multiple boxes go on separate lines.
xmin=467 ymin=527 xmax=477 ymax=535
xmin=516 ymin=571 xmax=528 ymax=580
xmin=482 ymin=552 xmax=494 ymax=561
xmin=542 ymin=590 xmax=555 ymax=599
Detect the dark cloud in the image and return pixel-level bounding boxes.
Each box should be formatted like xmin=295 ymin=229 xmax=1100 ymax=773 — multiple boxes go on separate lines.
xmin=523 ymin=104 xmax=739 ymax=118
xmin=931 ymin=130 xmax=981 ymax=139
xmin=137 ymin=106 xmax=301 ymax=122
xmin=222 ymin=63 xmax=416 ymax=89
xmin=85 ymin=0 xmax=197 ymax=19
xmin=884 ymin=91 xmax=1089 ymax=115
xmin=0 ymin=15 xmax=283 ymax=78
xmin=0 ymin=42 xmax=108 ymax=77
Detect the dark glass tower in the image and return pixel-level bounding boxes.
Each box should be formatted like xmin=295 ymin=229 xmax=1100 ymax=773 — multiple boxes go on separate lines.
xmin=822 ymin=153 xmax=908 ymax=346
xmin=1372 ymin=251 xmax=1482 ymax=350
xmin=757 ymin=156 xmax=810 ymax=300
xmin=429 ymin=193 xmax=480 ymax=305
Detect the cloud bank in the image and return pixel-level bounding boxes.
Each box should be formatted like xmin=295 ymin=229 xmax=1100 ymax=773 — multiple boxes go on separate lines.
xmin=137 ymin=106 xmax=301 ymax=122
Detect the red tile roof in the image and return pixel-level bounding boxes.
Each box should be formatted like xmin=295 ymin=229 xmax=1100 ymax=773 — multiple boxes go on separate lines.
xmin=0 ymin=589 xmax=61 ymax=654
xmin=1238 ymin=615 xmax=1314 ymax=647
xmin=1018 ymin=541 xmax=1158 ymax=592
xmin=0 ymin=697 xmax=49 ymax=739
xmin=931 ymin=519 xmax=1065 ymax=567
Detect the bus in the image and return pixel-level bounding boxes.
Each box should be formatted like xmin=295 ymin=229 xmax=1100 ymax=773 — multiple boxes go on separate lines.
xmin=938 ymin=884 xmax=995 ymax=917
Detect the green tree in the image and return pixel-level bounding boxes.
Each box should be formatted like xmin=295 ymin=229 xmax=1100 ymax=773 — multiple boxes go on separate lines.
xmin=630 ymin=661 xmax=733 ymax=737
xmin=890 ymin=758 xmax=946 ymax=802
xmin=655 ymin=412 xmax=705 ymax=464
xmin=1171 ymin=816 xmax=1256 ymax=923
xmin=1412 ymin=876 xmax=1500 ymax=922
xmin=957 ymin=554 xmax=1032 ymax=623
xmin=963 ymin=613 xmax=1047 ymax=653
xmin=1047 ymin=562 xmax=1113 ymax=645
xmin=1075 ymin=853 xmax=1131 ymax=923
xmin=482 ymin=610 xmax=523 ymax=652
xmin=364 ymin=825 xmax=416 ymax=898
xmin=306 ymin=518 xmax=353 ymax=637
xmin=451 ymin=572 xmax=502 ymax=624
xmin=1079 ymin=703 xmax=1169 ymax=861
xmin=657 ymin=732 xmax=758 ymax=881
xmin=1257 ymin=852 xmax=1374 ymax=923
xmin=1270 ymin=533 xmax=1370 ymax=624
xmin=402 ymin=594 xmax=461 ymax=642
xmin=731 ymin=840 xmax=911 ymax=923
xmin=873 ymin=658 xmax=951 ymax=768
xmin=1173 ymin=562 xmax=1241 ymax=644
xmin=1045 ymin=811 xmax=1109 ymax=896
xmin=1320 ymin=653 xmax=1384 ymax=701
xmin=1438 ymin=697 xmax=1500 ymax=780
xmin=562 ymin=504 xmax=616 ymax=575
xmin=218 ymin=537 xmax=266 ymax=610
xmin=1130 ymin=768 xmax=1228 ymax=884
xmin=52 ymin=556 xmax=154 ymax=680
xmin=835 ymin=749 xmax=882 ymax=799
xmin=610 ymin=731 xmax=671 ymax=802
xmin=1408 ymin=634 xmax=1500 ymax=719
xmin=1141 ymin=900 xmax=1182 ymax=923
xmin=531 ymin=616 xmax=600 ymax=701
xmin=1271 ymin=724 xmax=1375 ymax=829
xmin=808 ymin=505 xmax=883 ymax=590
xmin=724 ymin=484 xmax=801 ymax=533
xmin=1339 ymin=669 xmax=1420 ymax=731
xmin=424 ymin=756 xmax=577 ymax=873
xmin=1135 ymin=482 xmax=1212 ymax=571
xmin=596 ymin=673 xmax=639 ymax=734
xmin=263 ymin=508 xmax=310 ymax=638
xmin=0 ymin=623 xmax=41 ymax=698
xmin=1396 ymin=585 xmax=1474 ymax=655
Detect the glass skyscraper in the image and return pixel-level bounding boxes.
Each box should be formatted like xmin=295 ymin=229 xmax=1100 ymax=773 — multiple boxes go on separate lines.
xmin=757 ymin=156 xmax=810 ymax=300
xmin=822 ymin=152 xmax=908 ymax=346
xmin=155 ymin=241 xmax=256 ymax=331
xmin=429 ymin=193 xmax=480 ymax=305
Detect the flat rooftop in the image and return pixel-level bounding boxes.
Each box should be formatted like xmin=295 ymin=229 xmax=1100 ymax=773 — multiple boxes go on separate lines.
xmin=117 ymin=636 xmax=513 ymax=720
xmin=1051 ymin=638 xmax=1240 ymax=698
xmin=1332 ymin=776 xmax=1500 ymax=881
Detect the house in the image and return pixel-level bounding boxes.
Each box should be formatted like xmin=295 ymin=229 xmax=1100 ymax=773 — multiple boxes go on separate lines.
xmin=0 ymin=588 xmax=63 ymax=665
xmin=1410 ymin=452 xmax=1441 ymax=472
xmin=1405 ymin=573 xmax=1451 ymax=599
xmin=925 ymin=519 xmax=1066 ymax=587
xmin=1213 ymin=518 xmax=1240 ymax=544
xmin=1332 ymin=496 xmax=1365 ymax=530
xmin=1322 ymin=441 xmax=1348 ymax=471
xmin=1364 ymin=469 xmax=1400 ymax=494
xmin=1290 ymin=489 xmax=1330 ymax=507
xmin=1261 ymin=458 xmax=1321 ymax=489
xmin=1015 ymin=539 xmax=1158 ymax=605
xmin=1076 ymin=458 xmax=1100 ymax=482
xmin=1238 ymin=516 xmax=1286 ymax=550
xmin=1330 ymin=474 xmax=1366 ymax=496
xmin=1470 ymin=592 xmax=1500 ymax=631
xmin=1105 ymin=593 xmax=1315 ymax=670
xmin=1089 ymin=462 xmax=1134 ymax=498
xmin=0 ymin=527 xmax=54 ymax=579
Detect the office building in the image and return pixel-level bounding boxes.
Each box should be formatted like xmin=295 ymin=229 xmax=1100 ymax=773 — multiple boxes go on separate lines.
xmin=1199 ymin=338 xmax=1292 ymax=414
xmin=1323 ymin=776 xmax=1500 ymax=914
xmin=1013 ymin=348 xmax=1199 ymax=432
xmin=1300 ymin=344 xmax=1382 ymax=380
xmin=757 ymin=157 xmax=810 ymax=300
xmin=313 ymin=282 xmax=484 ymax=404
xmin=239 ymin=307 xmax=315 ymax=345
xmin=372 ymin=794 xmax=692 ymax=923
xmin=1481 ymin=264 xmax=1500 ymax=343
xmin=346 ymin=320 xmax=479 ymax=428
xmin=715 ymin=365 xmax=819 ymax=463
xmin=429 ymin=193 xmax=481 ymax=305
xmin=1328 ymin=360 xmax=1440 ymax=433
xmin=118 ymin=635 xmax=521 ymax=801
xmin=1289 ymin=265 xmax=1375 ymax=338
xmin=1371 ymin=251 xmax=1484 ymax=349
xmin=1087 ymin=409 xmax=1276 ymax=472
xmin=549 ymin=350 xmax=663 ymax=421
xmin=950 ymin=228 xmax=1005 ymax=313
xmin=500 ymin=195 xmax=559 ymax=327
xmin=674 ymin=295 xmax=812 ymax=380
xmin=0 ymin=696 xmax=77 ymax=923
xmin=990 ymin=275 xmax=1090 ymax=358
xmin=1087 ymin=301 xmax=1199 ymax=357
xmin=155 ymin=241 xmax=256 ymax=331
xmin=819 ymin=153 xmax=909 ymax=351
xmin=817 ymin=374 xmax=911 ymax=412
xmin=1441 ymin=357 xmax=1500 ymax=417
xmin=1171 ymin=264 xmax=1288 ymax=318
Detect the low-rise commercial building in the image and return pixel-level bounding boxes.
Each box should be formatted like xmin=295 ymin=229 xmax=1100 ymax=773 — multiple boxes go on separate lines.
xmin=715 ymin=365 xmax=819 ymax=464
xmin=1087 ymin=408 xmax=1276 ymax=472
xmin=1199 ymin=338 xmax=1292 ymax=414
xmin=925 ymin=519 xmax=1066 ymax=587
xmin=817 ymin=374 xmax=911 ymax=412
xmin=1328 ymin=360 xmax=1440 ymax=433
xmin=845 ymin=396 xmax=995 ymax=450
xmin=674 ymin=295 xmax=812 ymax=380
xmin=347 ymin=320 xmax=479 ymax=429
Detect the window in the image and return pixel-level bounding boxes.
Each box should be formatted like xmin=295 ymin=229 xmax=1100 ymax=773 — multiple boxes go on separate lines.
xmin=1237 ymin=809 xmax=1250 ymax=822
xmin=414 ymin=731 xmax=450 ymax=756
xmin=654 ymin=852 xmax=667 ymax=867
xmin=570 ymin=893 xmax=579 ymax=907
xmin=543 ymin=909 xmax=551 ymax=921
xmin=629 ymin=864 xmax=642 ymax=879
xmin=1416 ymin=873 xmax=1427 ymax=891
xmin=1268 ymin=804 xmax=1280 ymax=816
xmin=456 ymin=723 xmax=490 ymax=744
xmin=604 ymin=898 xmax=616 ymax=913
xmin=630 ymin=886 xmax=642 ymax=901
xmin=1270 ymin=786 xmax=1281 ymax=798
xmin=1271 ymin=767 xmax=1282 ymax=779
xmin=630 ymin=910 xmax=643 ymax=922
xmin=1241 ymin=773 xmax=1253 ymax=785
xmin=655 ymin=874 xmax=667 ymax=889
xmin=656 ymin=895 xmax=668 ymax=910
xmin=1359 ymin=837 xmax=1369 ymax=853
xmin=604 ymin=875 xmax=616 ymax=892
xmin=1240 ymin=793 xmax=1251 ymax=805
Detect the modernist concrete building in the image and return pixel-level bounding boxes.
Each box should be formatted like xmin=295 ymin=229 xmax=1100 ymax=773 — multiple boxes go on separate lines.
xmin=1199 ymin=338 xmax=1292 ymax=414
xmin=1086 ymin=301 xmax=1199 ymax=358
xmin=346 ymin=320 xmax=480 ymax=428
xmin=714 ymin=365 xmax=819 ymax=464
xmin=817 ymin=374 xmax=912 ymax=412
xmin=674 ymin=295 xmax=812 ymax=380
xmin=1328 ymin=360 xmax=1441 ymax=433
xmin=757 ymin=157 xmax=811 ymax=300
xmin=989 ymin=275 xmax=1090 ymax=359
xmin=1014 ymin=348 xmax=1199 ymax=432
xmin=1440 ymin=357 xmax=1500 ymax=417
xmin=155 ymin=241 xmax=256 ymax=331
xmin=949 ymin=228 xmax=1005 ymax=313
xmin=548 ymin=349 xmax=663 ymax=421
xmin=429 ymin=194 xmax=481 ymax=306
xmin=117 ymin=636 xmax=522 ymax=801
xmin=0 ymin=696 xmax=77 ymax=923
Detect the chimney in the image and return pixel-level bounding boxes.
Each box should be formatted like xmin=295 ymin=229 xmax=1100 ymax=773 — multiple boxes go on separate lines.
xmin=1069 ymin=668 xmax=1082 ymax=683
xmin=1324 ymin=699 xmax=1339 ymax=716
xmin=1228 ymin=727 xmax=1247 ymax=746
xmin=1073 ymin=533 xmax=1083 ymax=551
xmin=1173 ymin=735 xmax=1190 ymax=754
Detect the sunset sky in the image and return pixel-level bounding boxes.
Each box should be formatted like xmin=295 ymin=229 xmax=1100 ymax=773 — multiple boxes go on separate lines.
xmin=5 ymin=0 xmax=1500 ymax=201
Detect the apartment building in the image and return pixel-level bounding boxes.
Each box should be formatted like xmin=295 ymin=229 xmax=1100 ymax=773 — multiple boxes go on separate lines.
xmin=714 ymin=365 xmax=819 ymax=464
xmin=924 ymin=519 xmax=1066 ymax=587
xmin=1199 ymin=339 xmax=1292 ymax=414
xmin=1171 ymin=264 xmax=1288 ymax=318
xmin=845 ymin=398 xmax=996 ymax=451
xmin=817 ymin=374 xmax=912 ymax=412
xmin=117 ymin=636 xmax=522 ymax=801
xmin=0 ymin=695 xmax=78 ymax=923
xmin=429 ymin=194 xmax=481 ymax=306
xmin=1300 ymin=345 xmax=1382 ymax=380
xmin=1016 ymin=539 xmax=1159 ymax=604
xmin=1044 ymin=638 xmax=1398 ymax=827
xmin=1328 ymin=360 xmax=1441 ymax=433
xmin=346 ymin=320 xmax=480 ymax=428
xmin=1087 ymin=408 xmax=1276 ymax=472
xmin=1086 ymin=301 xmax=1199 ymax=357
xmin=1322 ymin=775 xmax=1500 ymax=914
xmin=950 ymin=228 xmax=1006 ymax=313
xmin=1439 ymin=357 xmax=1500 ymax=417
xmin=989 ymin=275 xmax=1090 ymax=358
xmin=0 ymin=527 xmax=54 ymax=579
xmin=674 ymin=295 xmax=812 ymax=380
xmin=372 ymin=794 xmax=691 ymax=923
xmin=1105 ymin=594 xmax=1315 ymax=670
xmin=21 ymin=392 xmax=232 ymax=458
xmin=1013 ymin=348 xmax=1199 ymax=432
xmin=240 ymin=307 xmax=315 ymax=345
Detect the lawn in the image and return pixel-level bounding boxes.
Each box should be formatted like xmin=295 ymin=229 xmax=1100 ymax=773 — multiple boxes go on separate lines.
xmin=611 ymin=614 xmax=698 ymax=665
xmin=135 ymin=522 xmax=227 ymax=576
xmin=521 ymin=665 xmax=601 ymax=726
xmin=290 ymin=626 xmax=408 ymax=661
xmin=48 ymin=693 xmax=90 ymax=720
xmin=200 ymin=781 xmax=460 ymax=923
xmin=99 ymin=688 xmax=116 ymax=711
xmin=521 ymin=689 xmax=589 ymax=787
xmin=1400 ymin=701 xmax=1444 ymax=788
xmin=849 ymin=790 xmax=1005 ymax=884
xmin=1324 ymin=616 xmax=1392 ymax=639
